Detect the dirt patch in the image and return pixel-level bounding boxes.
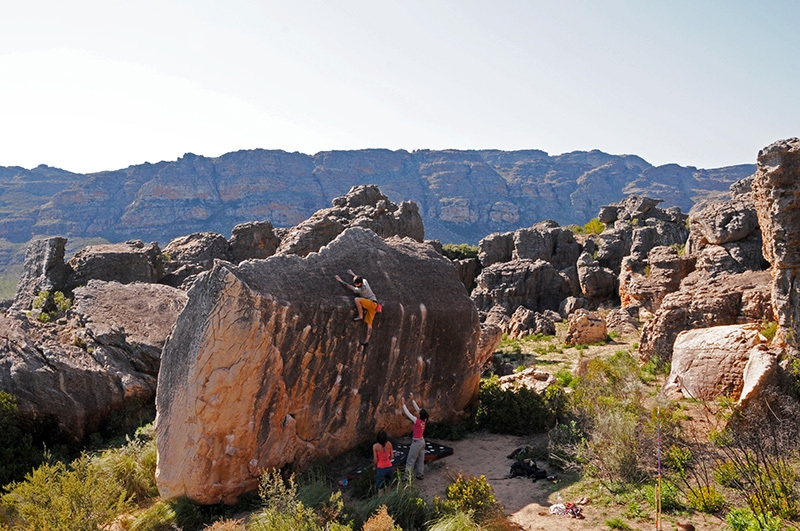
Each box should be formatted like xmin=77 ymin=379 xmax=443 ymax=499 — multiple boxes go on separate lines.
xmin=406 ymin=431 xmax=721 ymax=531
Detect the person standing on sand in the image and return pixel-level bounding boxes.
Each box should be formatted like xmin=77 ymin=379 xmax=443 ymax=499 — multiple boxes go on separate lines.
xmin=401 ymin=392 xmax=429 ymax=482
xmin=335 ymin=268 xmax=379 ymax=346
xmin=373 ymin=430 xmax=394 ymax=496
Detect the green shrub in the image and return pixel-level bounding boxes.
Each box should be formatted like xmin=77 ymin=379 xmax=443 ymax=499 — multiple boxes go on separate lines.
xmin=426 ymin=509 xmax=480 ymax=531
xmin=259 ymin=468 xmax=299 ymax=511
xmin=669 ymin=243 xmax=686 ymax=256
xmin=1 ymin=455 xmax=131 ymax=531
xmin=714 ymin=460 xmax=743 ymax=488
xmin=248 ymin=503 xmax=325 ymax=531
xmin=547 ymin=419 xmax=586 ymax=470
xmin=31 ymin=290 xmax=72 ymax=322
xmin=760 ymin=319 xmax=778 ymax=342
xmin=726 ymin=507 xmax=783 ymax=531
xmin=554 ymin=369 xmax=574 ymax=387
xmin=131 ymin=497 xmax=203 ymax=531
xmin=92 ymin=424 xmax=158 ymax=502
xmin=442 ymin=474 xmax=501 ymax=522
xmin=441 ymin=244 xmax=479 ymax=261
xmin=583 ymin=218 xmax=605 ymax=235
xmin=687 ymin=485 xmax=725 ymax=513
xmin=640 ymin=481 xmax=683 ymax=512
xmin=568 ymin=218 xmax=605 ymax=235
xmin=477 ymin=376 xmax=553 ymax=435
xmin=0 ymin=391 xmax=43 ymax=488
xmin=354 ymin=483 xmax=429 ymax=531
xmin=663 ymin=445 xmax=692 ymax=476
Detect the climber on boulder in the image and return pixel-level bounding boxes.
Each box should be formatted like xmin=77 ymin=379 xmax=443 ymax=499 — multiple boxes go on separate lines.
xmin=335 ymin=268 xmax=379 ymax=346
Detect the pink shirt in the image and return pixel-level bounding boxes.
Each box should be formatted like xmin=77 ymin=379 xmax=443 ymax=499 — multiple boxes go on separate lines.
xmin=403 ymin=400 xmax=426 ymax=439
xmin=413 ymin=417 xmax=426 ymax=439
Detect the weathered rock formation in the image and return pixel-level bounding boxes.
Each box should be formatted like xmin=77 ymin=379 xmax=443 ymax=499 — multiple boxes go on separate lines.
xmin=687 ymin=176 xmax=764 ymax=275
xmin=10 ymin=237 xmax=70 ymax=311
xmin=276 ymin=185 xmax=424 ymax=256
xmin=0 ymin=280 xmax=185 ymax=441
xmin=564 ymin=309 xmax=607 ymax=345
xmin=471 ymin=259 xmax=573 ymax=315
xmin=638 ymin=270 xmax=772 ymax=362
xmin=155 ymin=228 xmax=496 ymax=504
xmin=595 ymin=196 xmax=689 ymax=274
xmin=506 ymin=306 xmax=556 ymax=339
xmin=662 ymin=324 xmax=770 ymax=401
xmin=752 ymin=138 xmax=800 ymax=348
xmin=619 ymin=246 xmax=696 ymax=315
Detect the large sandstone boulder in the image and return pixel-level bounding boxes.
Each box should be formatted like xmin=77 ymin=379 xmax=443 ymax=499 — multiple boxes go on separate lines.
xmin=663 ymin=324 xmax=765 ymax=401
xmin=10 ymin=237 xmax=70 ymax=311
xmin=471 ymin=259 xmax=573 ymax=314
xmin=752 ymin=138 xmax=800 ymax=347
xmin=638 ymin=270 xmax=772 ymax=362
xmin=155 ymin=228 xmax=492 ymax=504
xmin=0 ymin=280 xmax=186 ymax=441
xmin=276 ymin=185 xmax=424 ymax=256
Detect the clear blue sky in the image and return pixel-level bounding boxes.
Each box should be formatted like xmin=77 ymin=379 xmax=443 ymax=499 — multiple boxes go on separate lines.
xmin=1 ymin=1 xmax=798 ymax=174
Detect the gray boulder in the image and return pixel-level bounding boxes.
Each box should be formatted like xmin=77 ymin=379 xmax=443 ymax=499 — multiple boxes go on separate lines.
xmin=228 ymin=221 xmax=281 ymax=263
xmin=11 ymin=237 xmax=69 ymax=311
xmin=155 ymin=227 xmax=493 ymax=504
xmin=276 ymin=185 xmax=424 ymax=256
xmin=471 ymin=259 xmax=573 ymax=314
xmin=66 ymin=240 xmax=162 ymax=289
xmin=0 ymin=280 xmax=186 ymax=442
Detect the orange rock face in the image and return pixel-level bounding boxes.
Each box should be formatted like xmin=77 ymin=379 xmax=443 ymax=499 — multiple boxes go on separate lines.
xmin=155 ymin=228 xmax=496 ymax=504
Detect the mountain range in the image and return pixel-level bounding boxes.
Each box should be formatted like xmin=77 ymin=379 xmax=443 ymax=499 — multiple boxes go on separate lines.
xmin=0 ymin=147 xmax=755 ymax=297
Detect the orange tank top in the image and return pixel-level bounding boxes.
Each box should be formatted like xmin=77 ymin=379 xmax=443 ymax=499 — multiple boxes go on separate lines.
xmin=376 ymin=444 xmax=392 ymax=468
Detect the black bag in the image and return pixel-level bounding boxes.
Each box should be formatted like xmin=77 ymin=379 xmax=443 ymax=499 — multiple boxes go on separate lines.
xmin=510 ymin=459 xmax=538 ymax=478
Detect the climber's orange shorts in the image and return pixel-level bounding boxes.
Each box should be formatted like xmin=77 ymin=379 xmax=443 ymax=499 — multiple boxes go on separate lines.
xmin=359 ymin=298 xmax=378 ymax=325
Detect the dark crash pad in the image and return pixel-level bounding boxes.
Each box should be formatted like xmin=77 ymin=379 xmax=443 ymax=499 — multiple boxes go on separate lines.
xmin=346 ymin=440 xmax=453 ymax=480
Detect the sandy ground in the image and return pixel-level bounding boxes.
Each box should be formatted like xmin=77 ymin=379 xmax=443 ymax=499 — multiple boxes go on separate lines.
xmin=405 ymin=432 xmax=722 ymax=531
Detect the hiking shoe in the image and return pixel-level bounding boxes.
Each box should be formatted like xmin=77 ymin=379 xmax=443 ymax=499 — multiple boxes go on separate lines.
xmin=353 ymin=316 xmax=363 ymax=321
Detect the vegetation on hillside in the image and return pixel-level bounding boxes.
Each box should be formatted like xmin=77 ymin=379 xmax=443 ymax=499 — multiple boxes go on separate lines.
xmin=2 ymin=327 xmax=799 ymax=530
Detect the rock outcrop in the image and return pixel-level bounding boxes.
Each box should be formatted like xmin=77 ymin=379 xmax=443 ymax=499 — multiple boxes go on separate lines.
xmin=564 ymin=309 xmax=607 ymax=345
xmin=595 ymin=196 xmax=689 ymax=274
xmin=471 ymin=259 xmax=573 ymax=315
xmin=276 ymin=185 xmax=424 ymax=256
xmin=66 ymin=240 xmax=164 ymax=289
xmin=687 ymin=176 xmax=764 ymax=275
xmin=752 ymin=138 xmax=800 ymax=347
xmin=638 ymin=270 xmax=772 ymax=362
xmin=10 ymin=237 xmax=70 ymax=311
xmin=155 ymin=228 xmax=493 ymax=504
xmin=619 ymin=246 xmax=696 ymax=315
xmin=0 ymin=280 xmax=186 ymax=441
xmin=663 ymin=324 xmax=765 ymax=401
